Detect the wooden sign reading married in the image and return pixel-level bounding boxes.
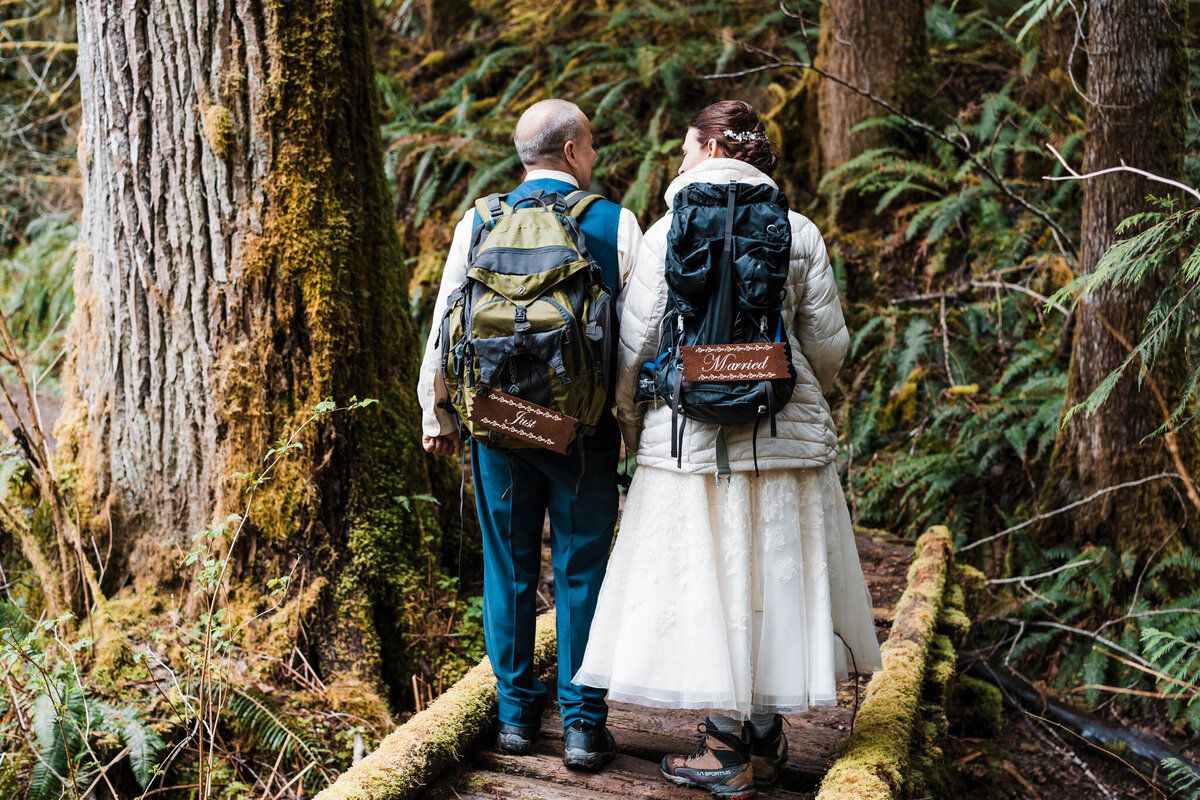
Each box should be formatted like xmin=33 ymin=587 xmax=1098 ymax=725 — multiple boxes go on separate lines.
xmin=468 ymin=391 xmax=578 ymax=453
xmin=680 ymin=342 xmax=791 ymax=382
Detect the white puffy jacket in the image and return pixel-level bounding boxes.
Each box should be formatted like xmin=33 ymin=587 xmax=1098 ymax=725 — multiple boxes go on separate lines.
xmin=616 ymin=158 xmax=848 ymax=473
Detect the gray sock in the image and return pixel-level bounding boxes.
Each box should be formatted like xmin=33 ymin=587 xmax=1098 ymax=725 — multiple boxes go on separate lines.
xmin=747 ymin=711 xmax=777 ymax=738
xmin=707 ymin=715 xmax=742 ymax=735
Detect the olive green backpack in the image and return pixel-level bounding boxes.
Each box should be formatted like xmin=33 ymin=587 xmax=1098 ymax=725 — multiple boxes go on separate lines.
xmin=438 ymin=189 xmax=614 ymax=450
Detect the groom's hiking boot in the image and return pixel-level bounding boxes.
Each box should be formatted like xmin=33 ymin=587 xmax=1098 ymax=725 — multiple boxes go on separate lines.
xmin=497 ymin=721 xmax=540 ymax=754
xmin=745 ymin=715 xmax=787 ymax=786
xmin=563 ymin=720 xmax=617 ymax=771
xmin=660 ymin=718 xmax=756 ymax=799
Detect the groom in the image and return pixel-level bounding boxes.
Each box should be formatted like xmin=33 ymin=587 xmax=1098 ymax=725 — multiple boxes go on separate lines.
xmin=417 ymin=99 xmax=641 ymax=769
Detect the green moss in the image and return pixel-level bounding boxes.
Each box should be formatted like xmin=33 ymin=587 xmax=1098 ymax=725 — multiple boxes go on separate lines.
xmin=205 ymin=0 xmax=461 ymax=698
xmin=937 ymin=602 xmax=971 ymax=648
xmin=816 ymin=527 xmax=954 ymax=800
xmin=949 ymin=674 xmax=1003 ymax=738
xmin=952 ymin=564 xmax=986 ymax=616
xmin=315 ymin=612 xmax=556 ymax=800
xmin=923 ymin=633 xmax=956 ymax=706
xmin=89 ymin=592 xmax=160 ymax=690
xmin=909 ymin=709 xmax=948 ymax=798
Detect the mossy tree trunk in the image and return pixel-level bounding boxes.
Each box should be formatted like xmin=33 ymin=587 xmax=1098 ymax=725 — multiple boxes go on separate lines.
xmin=812 ymin=0 xmax=926 ymax=175
xmin=63 ymin=0 xmax=446 ymax=697
xmin=1041 ymin=0 xmax=1196 ymax=551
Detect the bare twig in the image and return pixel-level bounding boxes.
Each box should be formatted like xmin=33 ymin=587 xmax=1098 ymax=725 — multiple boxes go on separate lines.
xmin=938 ymin=297 xmax=954 ymax=385
xmin=1044 ymin=142 xmax=1200 ymax=203
xmin=960 ymin=472 xmax=1185 ymax=552
xmin=998 ymin=617 xmax=1154 ymax=670
xmin=987 ymin=559 xmax=1096 ymax=585
xmin=969 ymin=280 xmax=1070 ymax=316
xmin=890 ymin=279 xmax=1071 ymax=316
xmin=704 ymin=54 xmax=1077 ymax=261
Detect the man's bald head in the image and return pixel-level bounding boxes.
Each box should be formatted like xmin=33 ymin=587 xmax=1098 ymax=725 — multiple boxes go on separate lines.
xmin=514 ymin=99 xmax=589 ymax=169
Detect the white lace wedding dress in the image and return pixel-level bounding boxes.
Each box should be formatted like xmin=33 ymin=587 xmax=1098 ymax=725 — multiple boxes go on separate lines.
xmin=573 ymin=463 xmax=882 ymax=715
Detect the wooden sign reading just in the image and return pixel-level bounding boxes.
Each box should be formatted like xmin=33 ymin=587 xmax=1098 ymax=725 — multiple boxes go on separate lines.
xmin=468 ymin=391 xmax=578 ymax=454
xmin=680 ymin=342 xmax=791 ymax=382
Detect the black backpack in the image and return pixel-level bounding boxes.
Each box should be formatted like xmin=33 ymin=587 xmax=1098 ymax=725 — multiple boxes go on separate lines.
xmin=637 ymin=181 xmax=796 ymax=474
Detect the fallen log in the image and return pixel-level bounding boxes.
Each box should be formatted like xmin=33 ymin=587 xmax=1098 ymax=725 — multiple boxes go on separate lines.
xmin=969 ymin=660 xmax=1200 ymax=798
xmin=816 ymin=526 xmax=954 ymax=800
xmin=315 ymin=612 xmax=557 ymax=800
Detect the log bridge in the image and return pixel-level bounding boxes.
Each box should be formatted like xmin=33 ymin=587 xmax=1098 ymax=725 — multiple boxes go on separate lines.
xmin=316 ymin=527 xmax=984 ymax=800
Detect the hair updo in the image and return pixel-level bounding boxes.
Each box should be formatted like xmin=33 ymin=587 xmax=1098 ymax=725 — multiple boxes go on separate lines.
xmin=689 ymin=100 xmax=778 ymax=176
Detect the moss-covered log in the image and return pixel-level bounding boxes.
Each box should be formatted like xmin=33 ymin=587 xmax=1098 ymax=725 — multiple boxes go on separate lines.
xmin=64 ymin=0 xmax=452 ymax=698
xmin=816 ymin=526 xmax=953 ymax=800
xmin=315 ymin=612 xmax=557 ymax=800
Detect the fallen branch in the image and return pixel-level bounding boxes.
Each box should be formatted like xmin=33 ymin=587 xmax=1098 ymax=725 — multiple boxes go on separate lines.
xmin=816 ymin=526 xmax=954 ymax=800
xmin=969 ymin=661 xmax=1189 ymax=799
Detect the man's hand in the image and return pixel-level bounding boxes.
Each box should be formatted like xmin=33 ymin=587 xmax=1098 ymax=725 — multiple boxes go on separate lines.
xmin=422 ymin=433 xmax=460 ymax=456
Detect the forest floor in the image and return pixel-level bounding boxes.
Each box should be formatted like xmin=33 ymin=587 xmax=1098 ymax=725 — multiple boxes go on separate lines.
xmin=519 ymin=497 xmax=1159 ymax=800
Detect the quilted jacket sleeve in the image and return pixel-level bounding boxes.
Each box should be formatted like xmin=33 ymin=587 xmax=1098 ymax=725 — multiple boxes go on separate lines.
xmin=791 ymin=215 xmax=848 ymax=395
xmin=614 ymin=216 xmax=672 ymax=452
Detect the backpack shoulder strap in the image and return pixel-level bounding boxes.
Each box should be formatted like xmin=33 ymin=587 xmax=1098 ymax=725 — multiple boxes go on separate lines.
xmin=562 ymin=190 xmax=602 ymax=218
xmin=474 ymin=193 xmax=509 ymax=223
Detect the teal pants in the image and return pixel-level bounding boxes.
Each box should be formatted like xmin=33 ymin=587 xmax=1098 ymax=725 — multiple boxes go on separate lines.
xmin=471 ymin=425 xmax=618 ymax=729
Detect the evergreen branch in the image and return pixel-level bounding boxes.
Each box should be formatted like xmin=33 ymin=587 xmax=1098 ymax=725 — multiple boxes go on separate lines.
xmin=1093 ymin=646 xmax=1200 ymax=697
xmin=1088 ymin=310 xmax=1200 ymax=516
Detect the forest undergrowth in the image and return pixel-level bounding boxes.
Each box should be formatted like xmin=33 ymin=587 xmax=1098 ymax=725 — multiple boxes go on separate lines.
xmin=2 ymin=0 xmax=1200 ymax=797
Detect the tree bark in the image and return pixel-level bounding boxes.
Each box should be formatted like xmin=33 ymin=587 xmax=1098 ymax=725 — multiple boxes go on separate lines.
xmin=1041 ymin=0 xmax=1195 ymax=551
xmin=1034 ymin=6 xmax=1083 ymax=104
xmin=813 ymin=0 xmax=926 ymax=174
xmin=63 ymin=0 xmax=446 ymax=695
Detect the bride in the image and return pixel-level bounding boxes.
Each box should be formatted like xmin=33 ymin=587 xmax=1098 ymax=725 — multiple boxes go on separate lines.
xmin=574 ymin=100 xmax=882 ymax=799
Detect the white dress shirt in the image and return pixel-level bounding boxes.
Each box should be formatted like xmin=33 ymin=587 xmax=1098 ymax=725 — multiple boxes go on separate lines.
xmin=417 ymin=170 xmax=644 ymax=438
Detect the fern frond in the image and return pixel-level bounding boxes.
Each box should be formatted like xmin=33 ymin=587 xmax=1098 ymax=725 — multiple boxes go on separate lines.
xmin=227 ymin=688 xmax=326 ymax=765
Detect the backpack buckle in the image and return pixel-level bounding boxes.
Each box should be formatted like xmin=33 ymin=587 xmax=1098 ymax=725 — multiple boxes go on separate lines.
xmin=513 ymin=306 xmax=531 ymax=346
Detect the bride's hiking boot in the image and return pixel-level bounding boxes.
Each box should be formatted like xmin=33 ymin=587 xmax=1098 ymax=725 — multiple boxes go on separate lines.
xmin=660 ymin=718 xmax=756 ymax=799
xmin=745 ymin=715 xmax=787 ymax=786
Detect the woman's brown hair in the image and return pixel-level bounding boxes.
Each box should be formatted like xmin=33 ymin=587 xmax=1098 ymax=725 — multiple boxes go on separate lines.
xmin=688 ymin=100 xmax=778 ymax=176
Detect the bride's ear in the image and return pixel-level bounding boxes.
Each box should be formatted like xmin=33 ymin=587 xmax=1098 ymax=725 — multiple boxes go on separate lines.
xmin=705 ymin=138 xmax=720 ymax=158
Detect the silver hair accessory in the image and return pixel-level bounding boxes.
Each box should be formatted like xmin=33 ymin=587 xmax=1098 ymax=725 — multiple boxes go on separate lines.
xmin=722 ymin=128 xmax=767 ymax=143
